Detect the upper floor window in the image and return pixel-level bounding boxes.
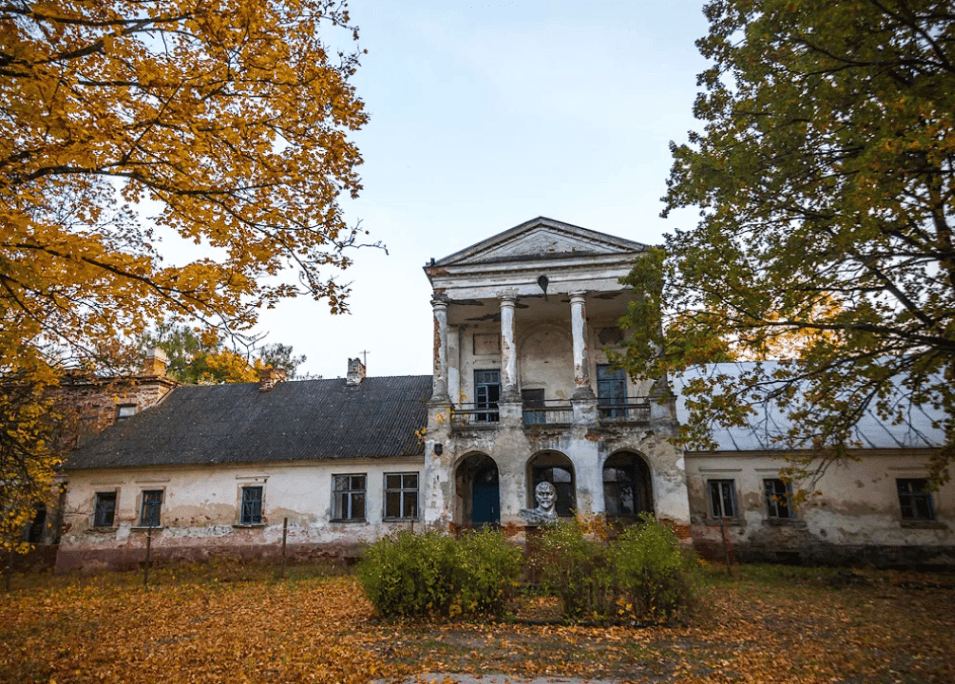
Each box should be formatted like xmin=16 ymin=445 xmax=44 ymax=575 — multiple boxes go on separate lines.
xmin=241 ymin=486 xmax=263 ymax=525
xmin=897 ymin=479 xmax=934 ymax=521
xmin=596 ymin=365 xmax=627 ymax=418
xmin=474 ymin=369 xmax=500 ymax=422
xmin=764 ymin=479 xmax=795 ymax=519
xmin=522 ymin=389 xmax=545 ymax=425
xmin=139 ymin=490 xmax=163 ymax=527
xmin=116 ymin=404 xmax=137 ymax=419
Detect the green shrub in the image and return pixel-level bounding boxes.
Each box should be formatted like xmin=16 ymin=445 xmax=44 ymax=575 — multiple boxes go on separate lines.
xmin=607 ymin=514 xmax=698 ymax=620
xmin=358 ymin=528 xmax=521 ymax=618
xmin=535 ymin=515 xmax=697 ymax=621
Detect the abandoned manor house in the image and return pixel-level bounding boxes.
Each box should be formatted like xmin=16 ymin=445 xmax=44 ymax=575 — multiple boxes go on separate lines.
xmin=51 ymin=218 xmax=953 ymax=571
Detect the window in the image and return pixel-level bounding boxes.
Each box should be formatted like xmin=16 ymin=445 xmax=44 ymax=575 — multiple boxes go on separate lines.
xmin=384 ymin=473 xmax=418 ymax=520
xmin=474 ymin=369 xmax=500 ymax=422
xmin=241 ymin=486 xmax=263 ymax=525
xmin=333 ymin=474 xmax=366 ymax=521
xmin=596 ymin=364 xmax=627 ymax=418
xmin=139 ymin=490 xmax=163 ymax=527
xmin=708 ymin=480 xmax=738 ymax=519
xmin=764 ymin=479 xmax=795 ymax=519
xmin=116 ymin=404 xmax=137 ymax=419
xmin=94 ymin=492 xmax=117 ymax=527
xmin=604 ymin=453 xmax=652 ymax=517
xmin=522 ymin=389 xmax=545 ymax=425
xmin=897 ymin=479 xmax=934 ymax=521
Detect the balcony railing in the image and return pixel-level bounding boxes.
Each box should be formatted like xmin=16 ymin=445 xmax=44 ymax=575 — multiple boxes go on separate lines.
xmin=451 ymin=403 xmax=499 ymax=428
xmin=522 ymin=400 xmax=573 ymax=426
xmin=598 ymin=397 xmax=651 ymax=423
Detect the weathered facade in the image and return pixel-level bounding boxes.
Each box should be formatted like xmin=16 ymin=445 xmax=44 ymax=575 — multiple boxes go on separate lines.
xmin=420 ymin=218 xmax=689 ymax=537
xmin=54 ymin=218 xmax=953 ymax=570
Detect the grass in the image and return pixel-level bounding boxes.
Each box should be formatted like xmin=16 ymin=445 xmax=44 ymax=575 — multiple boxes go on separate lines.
xmin=2 ymin=560 xmax=954 ymax=683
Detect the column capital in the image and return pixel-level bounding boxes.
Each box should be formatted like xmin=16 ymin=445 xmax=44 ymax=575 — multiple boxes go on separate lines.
xmin=430 ymin=294 xmax=450 ymax=309
xmin=569 ymin=291 xmax=588 ymax=303
xmin=499 ymin=293 xmax=517 ymax=306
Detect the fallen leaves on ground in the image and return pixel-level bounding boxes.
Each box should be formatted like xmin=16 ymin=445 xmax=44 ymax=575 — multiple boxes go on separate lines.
xmin=1 ymin=563 xmax=953 ymax=683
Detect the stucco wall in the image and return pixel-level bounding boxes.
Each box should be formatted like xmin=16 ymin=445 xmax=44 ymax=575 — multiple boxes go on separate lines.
xmin=58 ymin=458 xmax=423 ymax=571
xmin=686 ymin=451 xmax=955 ymax=566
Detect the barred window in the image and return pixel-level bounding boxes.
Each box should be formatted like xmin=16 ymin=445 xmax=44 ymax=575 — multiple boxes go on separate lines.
xmin=241 ymin=486 xmax=263 ymax=525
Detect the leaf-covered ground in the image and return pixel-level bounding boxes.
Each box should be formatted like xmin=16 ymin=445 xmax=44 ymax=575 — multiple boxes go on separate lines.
xmin=1 ymin=562 xmax=953 ymax=683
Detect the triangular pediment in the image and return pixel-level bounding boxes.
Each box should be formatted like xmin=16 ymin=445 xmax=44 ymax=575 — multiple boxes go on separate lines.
xmin=433 ymin=217 xmax=648 ymax=267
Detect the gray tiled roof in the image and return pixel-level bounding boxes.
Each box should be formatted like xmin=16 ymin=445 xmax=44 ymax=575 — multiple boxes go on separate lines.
xmin=674 ymin=362 xmax=945 ymax=452
xmin=67 ymin=375 xmax=432 ymax=470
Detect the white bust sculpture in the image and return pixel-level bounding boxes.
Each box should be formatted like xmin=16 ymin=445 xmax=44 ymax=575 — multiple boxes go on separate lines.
xmin=519 ymin=481 xmax=559 ymax=525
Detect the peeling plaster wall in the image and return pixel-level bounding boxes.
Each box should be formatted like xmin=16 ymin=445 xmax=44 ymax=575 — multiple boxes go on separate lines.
xmin=686 ymin=451 xmax=955 ymax=566
xmin=57 ymin=458 xmax=424 ymax=571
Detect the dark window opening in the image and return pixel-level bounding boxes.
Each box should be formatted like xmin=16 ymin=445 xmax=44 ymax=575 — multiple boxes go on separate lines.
xmin=522 ymin=388 xmax=545 ymax=425
xmin=475 ymin=369 xmax=501 ymax=422
xmin=596 ymin=364 xmax=627 ymax=418
xmin=603 ymin=453 xmax=652 ymax=517
xmin=94 ymin=492 xmax=116 ymax=527
xmin=708 ymin=480 xmax=738 ymax=519
xmin=241 ymin=486 xmax=263 ymax=525
xmin=764 ymin=479 xmax=795 ymax=519
xmin=385 ymin=473 xmax=418 ymax=520
xmin=897 ymin=478 xmax=934 ymax=521
xmin=333 ymin=474 xmax=366 ymax=521
xmin=140 ymin=490 xmax=163 ymax=527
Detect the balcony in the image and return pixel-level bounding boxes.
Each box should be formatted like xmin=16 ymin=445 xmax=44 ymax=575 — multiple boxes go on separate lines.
xmin=522 ymin=399 xmax=573 ymax=427
xmin=598 ymin=397 xmax=651 ymax=423
xmin=450 ymin=403 xmax=499 ymax=429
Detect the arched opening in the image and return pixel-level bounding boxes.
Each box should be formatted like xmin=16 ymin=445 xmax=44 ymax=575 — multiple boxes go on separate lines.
xmin=528 ymin=451 xmax=576 ymax=517
xmin=455 ymin=454 xmax=500 ymax=528
xmin=602 ymin=451 xmax=653 ymax=519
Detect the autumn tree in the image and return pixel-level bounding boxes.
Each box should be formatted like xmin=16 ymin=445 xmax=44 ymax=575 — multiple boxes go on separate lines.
xmin=620 ymin=0 xmax=955 ymax=486
xmin=1 ymin=0 xmax=368 ymax=551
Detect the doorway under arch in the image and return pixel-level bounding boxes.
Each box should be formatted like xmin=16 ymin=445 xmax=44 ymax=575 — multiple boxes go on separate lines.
xmin=456 ymin=454 xmax=500 ymax=527
xmin=602 ymin=451 xmax=654 ymax=519
xmin=528 ymin=451 xmax=576 ymax=517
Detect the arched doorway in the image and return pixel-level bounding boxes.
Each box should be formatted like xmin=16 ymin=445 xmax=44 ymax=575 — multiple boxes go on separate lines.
xmin=456 ymin=454 xmax=500 ymax=527
xmin=528 ymin=451 xmax=576 ymax=517
xmin=602 ymin=451 xmax=653 ymax=518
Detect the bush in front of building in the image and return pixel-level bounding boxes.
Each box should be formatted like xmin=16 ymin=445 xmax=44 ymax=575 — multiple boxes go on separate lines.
xmin=358 ymin=528 xmax=522 ymax=618
xmin=536 ymin=515 xmax=697 ymax=621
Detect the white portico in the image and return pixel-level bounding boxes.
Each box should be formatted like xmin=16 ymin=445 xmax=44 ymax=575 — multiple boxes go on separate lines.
xmin=421 ymin=217 xmax=692 ymax=534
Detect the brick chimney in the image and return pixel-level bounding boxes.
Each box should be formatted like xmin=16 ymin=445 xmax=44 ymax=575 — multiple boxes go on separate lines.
xmin=346 ymin=358 xmax=365 ymax=386
xmin=259 ymin=367 xmax=287 ymax=392
xmin=142 ymin=348 xmax=168 ymax=377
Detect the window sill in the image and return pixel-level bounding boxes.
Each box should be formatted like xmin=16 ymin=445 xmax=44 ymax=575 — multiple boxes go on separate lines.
xmin=762 ymin=518 xmax=806 ymax=528
xmin=900 ymin=520 xmax=947 ymax=530
xmin=88 ymin=526 xmax=116 ymax=533
xmin=704 ymin=518 xmax=744 ymax=527
xmin=233 ymin=523 xmax=266 ymax=529
xmin=383 ymin=518 xmax=418 ymax=523
xmin=330 ymin=519 xmax=367 ymax=524
xmin=130 ymin=526 xmax=164 ymax=531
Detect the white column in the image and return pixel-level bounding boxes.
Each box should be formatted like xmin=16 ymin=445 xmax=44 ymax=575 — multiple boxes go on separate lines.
xmin=431 ymin=296 xmax=450 ymax=402
xmin=570 ymin=292 xmax=595 ymax=399
xmin=499 ymin=295 xmax=520 ymax=401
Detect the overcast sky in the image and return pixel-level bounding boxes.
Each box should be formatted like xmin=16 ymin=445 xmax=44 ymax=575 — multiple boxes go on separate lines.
xmin=252 ymin=0 xmax=711 ymax=380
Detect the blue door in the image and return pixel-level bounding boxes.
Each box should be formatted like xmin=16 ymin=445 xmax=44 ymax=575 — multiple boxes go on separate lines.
xmin=472 ymin=466 xmax=500 ymax=526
